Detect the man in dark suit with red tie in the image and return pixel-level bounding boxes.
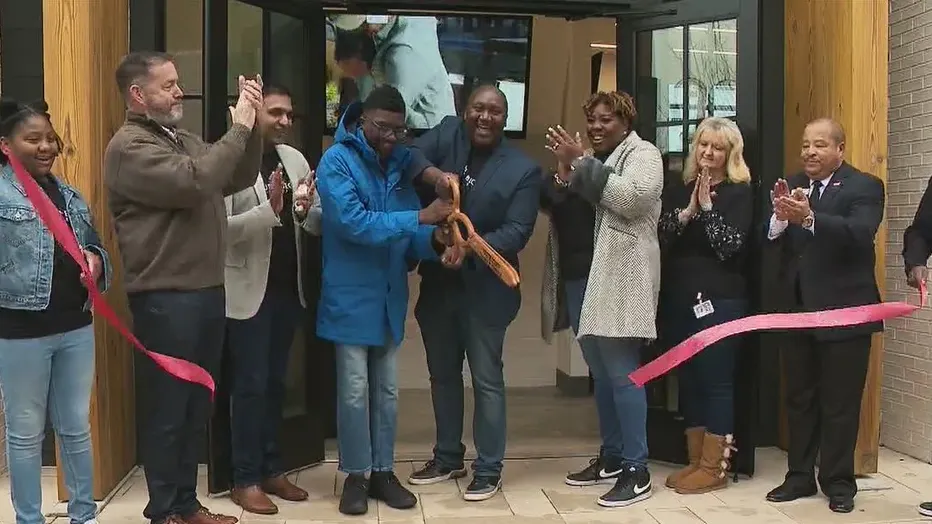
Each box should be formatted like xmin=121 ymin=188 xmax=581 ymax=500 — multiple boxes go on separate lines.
xmin=764 ymin=118 xmax=885 ymax=514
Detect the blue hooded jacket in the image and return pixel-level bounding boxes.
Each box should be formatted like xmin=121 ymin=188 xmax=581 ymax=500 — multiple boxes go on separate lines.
xmin=315 ymin=102 xmax=439 ymax=348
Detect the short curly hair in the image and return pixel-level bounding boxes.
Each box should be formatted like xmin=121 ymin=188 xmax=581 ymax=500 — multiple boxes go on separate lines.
xmin=582 ymin=90 xmax=637 ymax=127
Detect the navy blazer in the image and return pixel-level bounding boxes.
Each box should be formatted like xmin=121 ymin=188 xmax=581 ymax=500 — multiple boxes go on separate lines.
xmin=765 ymin=161 xmax=885 ymax=341
xmin=408 ymin=116 xmax=542 ymax=325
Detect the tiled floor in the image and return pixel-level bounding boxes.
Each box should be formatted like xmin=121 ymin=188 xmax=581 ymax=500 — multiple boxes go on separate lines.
xmin=6 ymin=388 xmax=932 ymax=523
xmin=5 ymin=447 xmax=932 ymax=524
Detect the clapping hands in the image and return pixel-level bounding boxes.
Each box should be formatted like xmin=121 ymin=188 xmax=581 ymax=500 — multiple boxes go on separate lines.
xmin=228 ymin=74 xmax=264 ymax=129
xmin=294 ymin=171 xmax=316 ymax=218
xmin=268 ymin=165 xmax=284 ymax=215
xmin=545 ymin=125 xmax=586 ymax=166
xmin=771 ymin=178 xmax=811 ymax=224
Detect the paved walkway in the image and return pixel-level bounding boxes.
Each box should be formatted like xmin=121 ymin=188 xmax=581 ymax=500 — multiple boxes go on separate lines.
xmin=5 ymin=447 xmax=932 ymax=523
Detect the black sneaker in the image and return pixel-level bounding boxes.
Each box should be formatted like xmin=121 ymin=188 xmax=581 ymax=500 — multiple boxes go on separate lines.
xmin=565 ymin=457 xmax=623 ymax=487
xmin=463 ymin=476 xmax=502 ymax=502
xmin=597 ymin=465 xmax=652 ymax=508
xmin=919 ymin=501 xmax=932 ymax=517
xmin=339 ymin=474 xmax=369 ymax=515
xmin=408 ymin=459 xmax=468 ymax=486
xmin=369 ymin=471 xmax=417 ymax=510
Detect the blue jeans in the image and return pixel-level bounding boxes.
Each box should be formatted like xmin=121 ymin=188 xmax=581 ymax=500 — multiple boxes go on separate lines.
xmin=227 ymin=291 xmax=303 ymax=487
xmin=415 ymin=288 xmax=508 ymax=478
xmin=0 ymin=325 xmax=96 ymax=524
xmin=335 ymin=343 xmax=400 ymax=474
xmin=661 ymin=298 xmax=747 ymax=435
xmin=565 ymin=278 xmax=648 ymax=466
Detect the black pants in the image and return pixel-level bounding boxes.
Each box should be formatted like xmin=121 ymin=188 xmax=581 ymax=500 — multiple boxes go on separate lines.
xmin=129 ymin=288 xmax=226 ymax=522
xmin=227 ymin=290 xmax=302 ymax=487
xmin=782 ymin=332 xmax=871 ymax=497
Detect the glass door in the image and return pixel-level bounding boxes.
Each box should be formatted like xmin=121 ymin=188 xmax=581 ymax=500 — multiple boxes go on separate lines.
xmin=198 ymin=0 xmax=328 ymax=494
xmin=619 ymin=9 xmax=757 ymax=476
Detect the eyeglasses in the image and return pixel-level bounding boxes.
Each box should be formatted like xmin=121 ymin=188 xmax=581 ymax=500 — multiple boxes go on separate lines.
xmin=366 ymin=118 xmax=408 ymax=139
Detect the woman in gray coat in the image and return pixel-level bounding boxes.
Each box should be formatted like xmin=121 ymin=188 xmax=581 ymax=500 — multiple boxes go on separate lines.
xmin=543 ymin=91 xmax=663 ymax=509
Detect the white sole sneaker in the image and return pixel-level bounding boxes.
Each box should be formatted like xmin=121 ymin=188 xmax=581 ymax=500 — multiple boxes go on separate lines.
xmin=463 ymin=479 xmax=503 ymax=502
xmin=597 ymin=489 xmax=652 ymax=508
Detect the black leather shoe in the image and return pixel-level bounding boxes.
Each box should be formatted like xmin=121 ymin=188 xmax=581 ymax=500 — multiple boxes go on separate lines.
xmin=829 ymin=495 xmax=854 ymax=513
xmin=765 ymin=481 xmax=818 ymax=503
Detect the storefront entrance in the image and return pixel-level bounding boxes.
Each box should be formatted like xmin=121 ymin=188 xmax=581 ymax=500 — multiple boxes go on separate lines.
xmin=133 ymin=0 xmax=778 ymax=495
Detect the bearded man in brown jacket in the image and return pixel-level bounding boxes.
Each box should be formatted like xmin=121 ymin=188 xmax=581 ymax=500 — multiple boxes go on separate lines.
xmin=104 ymin=51 xmax=263 ymax=524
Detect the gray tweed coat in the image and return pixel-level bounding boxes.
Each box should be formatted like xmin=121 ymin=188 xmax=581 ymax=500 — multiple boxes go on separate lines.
xmin=540 ymin=131 xmax=664 ymax=343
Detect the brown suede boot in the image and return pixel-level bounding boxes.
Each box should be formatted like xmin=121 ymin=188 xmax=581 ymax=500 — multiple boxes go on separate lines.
xmin=674 ymin=432 xmax=737 ymax=495
xmin=665 ymin=427 xmax=705 ymax=488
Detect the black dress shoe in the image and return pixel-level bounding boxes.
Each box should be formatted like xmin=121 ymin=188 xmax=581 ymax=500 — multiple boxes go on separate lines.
xmin=829 ymin=495 xmax=854 ymax=513
xmin=765 ymin=481 xmax=818 ymax=503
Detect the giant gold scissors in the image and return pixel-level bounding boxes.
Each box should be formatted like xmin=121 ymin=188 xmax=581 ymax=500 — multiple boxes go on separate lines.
xmin=443 ymin=178 xmax=520 ymax=288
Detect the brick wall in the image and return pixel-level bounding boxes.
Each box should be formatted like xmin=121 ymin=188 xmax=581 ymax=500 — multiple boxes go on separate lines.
xmin=884 ymin=0 xmax=932 ymax=463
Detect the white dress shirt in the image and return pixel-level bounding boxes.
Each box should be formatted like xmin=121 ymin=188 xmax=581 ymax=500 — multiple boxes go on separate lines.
xmin=767 ymin=172 xmax=834 ymax=240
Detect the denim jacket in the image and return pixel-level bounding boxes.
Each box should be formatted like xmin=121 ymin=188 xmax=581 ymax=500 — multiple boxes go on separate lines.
xmin=0 ymin=163 xmax=113 ymax=310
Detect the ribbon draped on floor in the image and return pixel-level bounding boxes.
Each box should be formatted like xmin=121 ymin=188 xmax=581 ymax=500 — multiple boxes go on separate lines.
xmin=9 ymin=156 xmax=216 ymax=399
xmin=629 ymin=283 xmax=928 ymax=387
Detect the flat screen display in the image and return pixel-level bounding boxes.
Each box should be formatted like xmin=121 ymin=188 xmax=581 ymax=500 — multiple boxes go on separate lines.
xmin=324 ymin=13 xmax=532 ymax=135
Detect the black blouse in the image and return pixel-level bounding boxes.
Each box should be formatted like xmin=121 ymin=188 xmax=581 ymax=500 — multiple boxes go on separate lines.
xmin=658 ymin=179 xmax=753 ymax=303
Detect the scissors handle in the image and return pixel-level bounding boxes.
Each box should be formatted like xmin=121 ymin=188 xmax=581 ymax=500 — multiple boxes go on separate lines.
xmin=443 ymin=178 xmax=520 ymax=288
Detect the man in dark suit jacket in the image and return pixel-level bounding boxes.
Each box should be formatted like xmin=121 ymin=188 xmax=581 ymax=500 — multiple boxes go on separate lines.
xmin=403 ymin=85 xmax=541 ymax=501
xmin=765 ymin=118 xmax=885 ymax=514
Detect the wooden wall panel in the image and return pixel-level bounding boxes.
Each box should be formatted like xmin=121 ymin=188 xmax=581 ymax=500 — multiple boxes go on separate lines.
xmin=782 ymin=0 xmax=889 ymax=475
xmin=42 ymin=0 xmax=136 ymax=500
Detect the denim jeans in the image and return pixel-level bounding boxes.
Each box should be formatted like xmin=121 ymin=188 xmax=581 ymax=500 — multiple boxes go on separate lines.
xmin=415 ymin=287 xmax=508 ymax=478
xmin=0 ymin=325 xmax=96 ymax=524
xmin=661 ymin=298 xmax=747 ymax=435
xmin=129 ymin=288 xmax=225 ymax=522
xmin=565 ymin=278 xmax=648 ymax=466
xmin=227 ymin=290 xmax=303 ymax=487
xmin=335 ymin=343 xmax=400 ymax=474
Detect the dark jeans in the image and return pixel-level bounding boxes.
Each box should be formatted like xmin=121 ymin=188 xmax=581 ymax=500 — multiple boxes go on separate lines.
xmin=415 ymin=287 xmax=508 ymax=478
xmin=129 ymin=288 xmax=225 ymax=523
xmin=227 ymin=290 xmax=302 ymax=487
xmin=783 ymin=332 xmax=871 ymax=498
xmin=661 ymin=298 xmax=747 ymax=436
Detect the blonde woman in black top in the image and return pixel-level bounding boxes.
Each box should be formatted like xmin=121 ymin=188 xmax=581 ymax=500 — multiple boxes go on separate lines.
xmin=657 ymin=117 xmax=753 ymax=495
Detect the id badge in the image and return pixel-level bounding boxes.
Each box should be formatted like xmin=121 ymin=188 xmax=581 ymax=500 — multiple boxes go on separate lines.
xmin=693 ymin=293 xmax=715 ymax=319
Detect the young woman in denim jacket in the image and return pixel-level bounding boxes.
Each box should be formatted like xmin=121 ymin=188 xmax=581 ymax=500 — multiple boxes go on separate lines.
xmin=0 ymin=99 xmax=112 ymax=524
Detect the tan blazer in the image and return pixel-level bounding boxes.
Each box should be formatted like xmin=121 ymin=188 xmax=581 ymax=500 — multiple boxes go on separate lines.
xmin=224 ymin=144 xmax=321 ymax=319
xmin=540 ymin=131 xmax=663 ymax=342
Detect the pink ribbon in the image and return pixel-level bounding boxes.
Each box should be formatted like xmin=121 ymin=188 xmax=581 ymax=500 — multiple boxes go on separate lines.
xmin=629 ymin=282 xmax=927 ymax=387
xmin=9 ymin=156 xmax=216 ymax=399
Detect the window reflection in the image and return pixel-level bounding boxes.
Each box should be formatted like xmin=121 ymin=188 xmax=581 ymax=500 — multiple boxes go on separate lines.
xmin=649 ymin=27 xmax=684 ymax=123
xmin=228 ymin=0 xmax=263 ymax=96
xmin=165 ymin=0 xmax=203 ymax=95
xmin=687 ymin=20 xmax=737 ymax=120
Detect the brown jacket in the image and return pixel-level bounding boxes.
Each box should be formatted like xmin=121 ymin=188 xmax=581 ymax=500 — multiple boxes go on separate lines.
xmin=104 ymin=112 xmax=262 ymax=293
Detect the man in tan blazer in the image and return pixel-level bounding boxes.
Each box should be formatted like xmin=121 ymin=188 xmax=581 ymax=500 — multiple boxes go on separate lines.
xmin=223 ymin=85 xmax=321 ymax=515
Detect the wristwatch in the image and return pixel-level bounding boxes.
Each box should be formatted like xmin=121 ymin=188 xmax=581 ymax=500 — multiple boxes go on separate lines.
xmin=802 ymin=212 xmax=815 ymax=229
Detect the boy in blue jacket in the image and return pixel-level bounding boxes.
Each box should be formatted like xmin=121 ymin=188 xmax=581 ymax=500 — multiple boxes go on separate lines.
xmin=315 ymin=85 xmax=455 ymax=516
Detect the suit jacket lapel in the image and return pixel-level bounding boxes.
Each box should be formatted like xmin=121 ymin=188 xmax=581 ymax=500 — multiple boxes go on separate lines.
xmin=815 ymin=162 xmax=849 ymax=211
xmin=275 ymin=144 xmax=304 ymax=187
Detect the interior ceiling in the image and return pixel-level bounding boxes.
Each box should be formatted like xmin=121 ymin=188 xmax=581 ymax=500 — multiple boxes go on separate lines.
xmin=318 ymin=0 xmax=679 ymax=18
